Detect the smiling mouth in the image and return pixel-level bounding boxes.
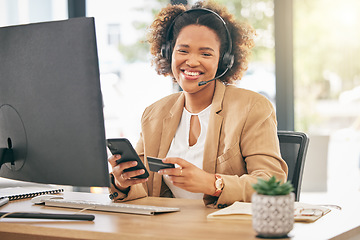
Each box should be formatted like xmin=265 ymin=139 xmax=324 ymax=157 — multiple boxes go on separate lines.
xmin=182 ymin=70 xmax=203 ymax=76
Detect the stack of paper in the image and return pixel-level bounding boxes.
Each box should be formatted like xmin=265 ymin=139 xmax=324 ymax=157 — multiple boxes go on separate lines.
xmin=207 ymin=201 xmax=331 ymax=223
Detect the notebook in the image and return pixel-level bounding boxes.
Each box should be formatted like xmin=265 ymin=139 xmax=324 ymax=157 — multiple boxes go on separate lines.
xmin=0 ymin=186 xmax=64 ymax=201
xmin=207 ymin=201 xmax=331 ymax=223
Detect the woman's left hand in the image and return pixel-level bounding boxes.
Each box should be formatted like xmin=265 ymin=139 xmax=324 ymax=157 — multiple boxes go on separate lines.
xmin=157 ymin=157 xmax=216 ymax=195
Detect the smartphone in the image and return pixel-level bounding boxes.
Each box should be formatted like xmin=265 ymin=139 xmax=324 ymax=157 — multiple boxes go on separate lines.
xmin=147 ymin=157 xmax=175 ymax=172
xmin=106 ymin=138 xmax=149 ymax=179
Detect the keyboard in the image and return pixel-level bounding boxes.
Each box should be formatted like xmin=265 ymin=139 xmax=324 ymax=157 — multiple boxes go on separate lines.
xmin=40 ymin=198 xmax=180 ymax=216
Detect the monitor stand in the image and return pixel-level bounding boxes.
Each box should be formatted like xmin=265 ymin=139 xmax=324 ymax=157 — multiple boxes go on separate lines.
xmin=0 ymin=104 xmax=27 ymax=170
xmin=0 ymin=139 xmax=14 ymax=169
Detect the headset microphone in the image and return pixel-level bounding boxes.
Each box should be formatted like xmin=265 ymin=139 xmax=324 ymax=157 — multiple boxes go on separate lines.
xmin=198 ymin=79 xmax=214 ymax=86
xmin=198 ymin=67 xmax=230 ymax=86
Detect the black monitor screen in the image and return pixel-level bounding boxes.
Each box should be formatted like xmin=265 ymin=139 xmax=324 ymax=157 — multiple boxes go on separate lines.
xmin=0 ymin=17 xmax=110 ymax=187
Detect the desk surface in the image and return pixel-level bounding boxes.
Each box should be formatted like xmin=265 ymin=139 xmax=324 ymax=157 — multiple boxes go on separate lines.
xmin=0 ymin=191 xmax=359 ymax=240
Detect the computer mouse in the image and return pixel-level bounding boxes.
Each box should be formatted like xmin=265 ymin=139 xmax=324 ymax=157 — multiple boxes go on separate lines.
xmin=31 ymin=194 xmax=64 ymax=204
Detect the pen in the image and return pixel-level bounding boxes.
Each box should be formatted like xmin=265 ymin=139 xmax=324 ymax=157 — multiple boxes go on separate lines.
xmin=0 ymin=212 xmax=95 ymax=221
xmin=0 ymin=198 xmax=9 ymax=207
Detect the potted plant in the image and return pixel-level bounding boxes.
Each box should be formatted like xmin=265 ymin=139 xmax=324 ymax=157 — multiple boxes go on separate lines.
xmin=251 ymin=176 xmax=295 ymax=238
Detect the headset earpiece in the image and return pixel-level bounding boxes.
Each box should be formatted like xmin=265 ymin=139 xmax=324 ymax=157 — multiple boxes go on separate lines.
xmin=219 ymin=51 xmax=234 ymax=72
xmin=161 ymin=42 xmax=171 ymax=60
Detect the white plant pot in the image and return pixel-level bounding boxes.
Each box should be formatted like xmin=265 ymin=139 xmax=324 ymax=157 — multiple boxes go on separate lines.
xmin=252 ymin=192 xmax=295 ymax=238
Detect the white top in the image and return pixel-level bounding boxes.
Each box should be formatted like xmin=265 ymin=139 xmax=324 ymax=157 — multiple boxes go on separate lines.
xmin=164 ymin=105 xmax=212 ymax=199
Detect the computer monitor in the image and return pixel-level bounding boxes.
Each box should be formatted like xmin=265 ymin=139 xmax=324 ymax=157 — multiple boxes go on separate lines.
xmin=0 ymin=17 xmax=110 ymax=188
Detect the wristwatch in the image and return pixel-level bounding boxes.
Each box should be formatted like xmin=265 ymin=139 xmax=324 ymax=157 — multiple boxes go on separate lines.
xmin=212 ymin=174 xmax=224 ymax=197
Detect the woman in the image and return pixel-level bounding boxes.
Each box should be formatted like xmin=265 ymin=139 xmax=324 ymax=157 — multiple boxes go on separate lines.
xmin=108 ymin=1 xmax=288 ymax=208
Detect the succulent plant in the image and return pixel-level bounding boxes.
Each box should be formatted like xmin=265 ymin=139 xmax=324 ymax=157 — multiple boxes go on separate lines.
xmin=252 ymin=176 xmax=294 ymax=196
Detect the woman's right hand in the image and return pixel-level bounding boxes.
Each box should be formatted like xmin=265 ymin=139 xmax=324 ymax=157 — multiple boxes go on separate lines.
xmin=108 ymin=155 xmax=148 ymax=192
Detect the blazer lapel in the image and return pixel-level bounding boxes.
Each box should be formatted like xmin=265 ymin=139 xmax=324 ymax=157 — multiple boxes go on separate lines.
xmin=157 ymin=93 xmax=185 ymax=158
xmin=203 ymin=81 xmax=226 ymax=173
xmin=152 ymin=93 xmax=184 ymax=197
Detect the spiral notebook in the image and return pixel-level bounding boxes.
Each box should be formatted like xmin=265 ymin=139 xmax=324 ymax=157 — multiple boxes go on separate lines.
xmin=0 ymin=186 xmax=64 ymax=201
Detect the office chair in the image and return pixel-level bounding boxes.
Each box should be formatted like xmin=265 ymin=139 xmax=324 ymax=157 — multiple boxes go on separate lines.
xmin=277 ymin=131 xmax=309 ymax=201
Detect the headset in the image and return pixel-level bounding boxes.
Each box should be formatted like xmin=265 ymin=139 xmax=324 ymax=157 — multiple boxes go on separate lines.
xmin=161 ymin=8 xmax=234 ymax=85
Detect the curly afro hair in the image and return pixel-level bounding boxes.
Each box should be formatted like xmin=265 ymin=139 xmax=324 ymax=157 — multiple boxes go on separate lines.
xmin=147 ymin=1 xmax=255 ymax=84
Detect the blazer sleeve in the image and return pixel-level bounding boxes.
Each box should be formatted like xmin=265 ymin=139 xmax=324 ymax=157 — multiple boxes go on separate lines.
xmin=108 ymin=173 xmax=147 ymax=202
xmin=204 ymin=97 xmax=288 ymax=207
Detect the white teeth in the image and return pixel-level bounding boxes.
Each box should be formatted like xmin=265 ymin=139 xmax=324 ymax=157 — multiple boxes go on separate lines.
xmin=184 ymin=70 xmax=200 ymax=76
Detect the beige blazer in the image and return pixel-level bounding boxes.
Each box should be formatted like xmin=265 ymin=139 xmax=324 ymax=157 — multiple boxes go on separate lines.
xmin=110 ymin=80 xmax=288 ymax=208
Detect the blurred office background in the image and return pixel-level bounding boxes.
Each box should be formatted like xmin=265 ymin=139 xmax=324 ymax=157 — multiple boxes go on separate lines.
xmin=0 ymin=0 xmax=359 ymax=197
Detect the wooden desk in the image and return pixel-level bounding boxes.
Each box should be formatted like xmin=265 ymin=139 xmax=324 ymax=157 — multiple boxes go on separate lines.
xmin=0 ymin=191 xmax=359 ymax=240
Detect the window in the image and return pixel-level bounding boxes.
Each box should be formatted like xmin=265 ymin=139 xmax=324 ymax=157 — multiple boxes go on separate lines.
xmin=294 ymin=0 xmax=360 ymax=193
xmin=210 ymin=0 xmax=276 ymax=104
xmin=107 ymin=23 xmax=121 ymax=46
xmin=86 ymin=0 xmax=174 ymax=144
xmin=0 ymin=0 xmax=67 ymax=27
